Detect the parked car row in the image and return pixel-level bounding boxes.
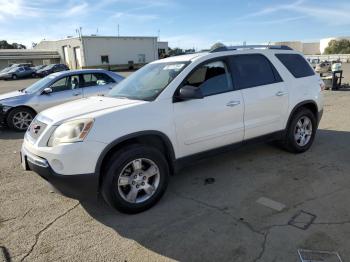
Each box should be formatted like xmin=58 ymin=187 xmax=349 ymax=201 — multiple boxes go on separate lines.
xmin=0 ymin=63 xmax=69 ymax=80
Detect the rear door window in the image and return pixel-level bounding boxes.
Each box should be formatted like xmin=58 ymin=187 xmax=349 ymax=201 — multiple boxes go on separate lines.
xmin=275 ymin=54 xmax=315 ymax=78
xmin=230 ymin=54 xmax=282 ymax=89
xmin=82 ymin=73 xmax=115 ymax=87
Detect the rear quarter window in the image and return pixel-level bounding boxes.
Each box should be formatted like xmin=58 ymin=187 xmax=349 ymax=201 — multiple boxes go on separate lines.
xmin=275 ymin=54 xmax=315 ymax=78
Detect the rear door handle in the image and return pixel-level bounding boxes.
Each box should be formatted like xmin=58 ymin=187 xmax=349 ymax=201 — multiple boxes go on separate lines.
xmin=276 ymin=91 xmax=288 ymax=96
xmin=226 ymin=101 xmax=241 ymax=107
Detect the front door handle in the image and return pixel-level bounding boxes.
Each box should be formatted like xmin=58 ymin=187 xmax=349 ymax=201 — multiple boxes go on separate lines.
xmin=226 ymin=101 xmax=241 ymax=107
xmin=276 ymin=91 xmax=288 ymax=96
xmin=73 ymin=93 xmax=81 ymax=96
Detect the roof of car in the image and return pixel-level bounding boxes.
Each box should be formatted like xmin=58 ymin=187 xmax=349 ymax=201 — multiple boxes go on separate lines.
xmin=50 ymin=69 xmax=110 ymax=77
xmin=153 ymin=46 xmax=298 ymax=64
xmin=153 ymin=53 xmax=209 ymax=63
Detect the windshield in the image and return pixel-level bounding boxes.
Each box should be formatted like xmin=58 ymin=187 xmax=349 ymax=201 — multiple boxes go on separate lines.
xmin=108 ymin=62 xmax=188 ymax=101
xmin=8 ymin=67 xmax=19 ymax=73
xmin=1 ymin=67 xmax=11 ymax=73
xmin=23 ymin=75 xmax=55 ymax=94
xmin=42 ymin=64 xmax=54 ymax=70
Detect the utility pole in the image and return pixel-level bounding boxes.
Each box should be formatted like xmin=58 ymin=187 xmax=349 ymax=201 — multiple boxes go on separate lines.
xmin=117 ymin=24 xmax=120 ymax=37
xmin=157 ymin=30 xmax=160 ymax=41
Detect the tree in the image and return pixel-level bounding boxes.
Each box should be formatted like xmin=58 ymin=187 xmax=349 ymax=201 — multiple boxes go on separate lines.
xmin=210 ymin=42 xmax=225 ymax=51
xmin=324 ymin=39 xmax=350 ymax=54
xmin=168 ymin=47 xmax=184 ymax=56
xmin=0 ymin=40 xmax=26 ymax=49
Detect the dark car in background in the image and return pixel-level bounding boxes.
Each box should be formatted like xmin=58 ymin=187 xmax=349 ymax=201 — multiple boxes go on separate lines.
xmin=31 ymin=65 xmax=47 ymax=77
xmin=0 ymin=66 xmax=35 ymax=80
xmin=36 ymin=64 xmax=69 ymax=77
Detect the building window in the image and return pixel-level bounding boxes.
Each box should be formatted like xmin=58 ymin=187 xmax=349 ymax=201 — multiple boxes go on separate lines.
xmin=138 ymin=54 xmax=146 ymax=63
xmin=101 ymin=55 xmax=109 ymax=64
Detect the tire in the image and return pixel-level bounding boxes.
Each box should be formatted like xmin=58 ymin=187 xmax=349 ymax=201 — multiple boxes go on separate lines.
xmin=7 ymin=107 xmax=35 ymax=132
xmin=101 ymin=144 xmax=169 ymax=214
xmin=11 ymin=74 xmax=17 ymax=80
xmin=283 ymin=108 xmax=317 ymax=153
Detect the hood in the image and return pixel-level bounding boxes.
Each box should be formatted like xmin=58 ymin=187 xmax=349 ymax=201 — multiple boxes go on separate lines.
xmin=39 ymin=96 xmax=145 ymax=124
xmin=0 ymin=90 xmax=27 ymax=103
xmin=37 ymin=68 xmax=52 ymax=73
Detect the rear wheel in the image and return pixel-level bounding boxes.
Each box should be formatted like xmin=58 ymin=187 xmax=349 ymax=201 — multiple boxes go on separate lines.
xmin=283 ymin=108 xmax=316 ymax=153
xmin=101 ymin=144 xmax=169 ymax=214
xmin=7 ymin=107 xmax=35 ymax=132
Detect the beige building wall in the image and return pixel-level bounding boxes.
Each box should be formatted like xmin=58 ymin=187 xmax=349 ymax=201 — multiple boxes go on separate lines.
xmin=35 ymin=37 xmax=84 ymax=69
xmin=302 ymin=42 xmax=320 ymax=55
xmin=36 ymin=36 xmax=160 ymax=70
xmin=82 ymin=36 xmax=158 ymax=68
xmin=273 ymin=41 xmax=303 ymax=52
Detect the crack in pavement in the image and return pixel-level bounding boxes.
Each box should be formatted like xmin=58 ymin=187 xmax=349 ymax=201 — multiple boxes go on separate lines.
xmin=169 ymin=191 xmax=264 ymax=235
xmin=252 ymin=231 xmax=268 ymax=262
xmin=20 ymin=202 xmax=80 ymax=262
xmin=0 ymin=208 xmax=34 ymax=225
xmin=292 ymin=187 xmax=347 ymax=209
xmin=170 ymin=191 xmax=271 ymax=262
xmin=313 ymin=220 xmax=350 ymax=226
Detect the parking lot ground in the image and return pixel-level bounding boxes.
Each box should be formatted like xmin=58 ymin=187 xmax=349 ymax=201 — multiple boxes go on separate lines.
xmin=1 ymin=76 xmax=350 ymax=262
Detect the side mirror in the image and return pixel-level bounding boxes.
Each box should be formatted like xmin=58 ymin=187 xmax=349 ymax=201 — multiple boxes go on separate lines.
xmin=42 ymin=87 xmax=52 ymax=95
xmin=177 ymin=85 xmax=203 ymax=101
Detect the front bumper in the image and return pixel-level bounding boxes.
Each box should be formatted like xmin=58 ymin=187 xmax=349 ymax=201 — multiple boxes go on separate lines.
xmin=21 ymin=143 xmax=100 ymax=199
xmin=0 ymin=75 xmax=11 ymax=80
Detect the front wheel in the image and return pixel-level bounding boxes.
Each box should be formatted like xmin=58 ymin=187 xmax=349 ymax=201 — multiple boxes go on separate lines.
xmin=12 ymin=74 xmax=17 ymax=80
xmin=283 ymin=108 xmax=317 ymax=153
xmin=7 ymin=107 xmax=35 ymax=132
xmin=101 ymin=144 xmax=169 ymax=214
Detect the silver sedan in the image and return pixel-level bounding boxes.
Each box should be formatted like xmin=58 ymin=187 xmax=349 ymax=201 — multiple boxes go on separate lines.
xmin=0 ymin=69 xmax=124 ymax=131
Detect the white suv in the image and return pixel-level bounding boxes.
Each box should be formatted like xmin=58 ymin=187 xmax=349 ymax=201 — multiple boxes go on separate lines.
xmin=21 ymin=45 xmax=324 ymax=213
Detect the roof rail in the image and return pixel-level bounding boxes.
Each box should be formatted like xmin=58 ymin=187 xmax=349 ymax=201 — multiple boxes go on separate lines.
xmin=210 ymin=45 xmax=293 ymax=53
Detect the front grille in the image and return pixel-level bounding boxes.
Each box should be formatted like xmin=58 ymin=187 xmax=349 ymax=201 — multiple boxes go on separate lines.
xmin=27 ymin=118 xmax=47 ymax=141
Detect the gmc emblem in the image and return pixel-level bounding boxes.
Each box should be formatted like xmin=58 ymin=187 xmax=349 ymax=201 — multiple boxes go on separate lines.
xmin=32 ymin=124 xmax=41 ymax=134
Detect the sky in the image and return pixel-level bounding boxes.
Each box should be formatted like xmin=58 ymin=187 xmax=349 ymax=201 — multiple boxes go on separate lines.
xmin=1 ymin=0 xmax=350 ymax=50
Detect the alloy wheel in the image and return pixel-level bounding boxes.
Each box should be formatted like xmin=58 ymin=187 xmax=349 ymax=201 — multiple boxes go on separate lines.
xmin=117 ymin=158 xmax=160 ymax=204
xmin=294 ymin=116 xmax=313 ymax=147
xmin=12 ymin=111 xmax=33 ymax=130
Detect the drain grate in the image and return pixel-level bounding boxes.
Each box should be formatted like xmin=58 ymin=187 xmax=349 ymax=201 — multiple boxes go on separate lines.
xmin=298 ymin=249 xmax=342 ymax=262
xmin=288 ymin=210 xmax=316 ymax=230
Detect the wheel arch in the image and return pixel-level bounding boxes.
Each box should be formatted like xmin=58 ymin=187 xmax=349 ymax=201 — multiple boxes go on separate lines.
xmin=95 ymin=130 xmax=176 ymax=190
xmin=5 ymin=105 xmax=37 ymax=122
xmin=285 ymin=100 xmax=319 ymax=130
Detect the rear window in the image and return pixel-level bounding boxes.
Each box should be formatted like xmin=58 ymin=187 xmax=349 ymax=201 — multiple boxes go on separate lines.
xmin=230 ymin=54 xmax=282 ymax=89
xmin=275 ymin=54 xmax=315 ymax=78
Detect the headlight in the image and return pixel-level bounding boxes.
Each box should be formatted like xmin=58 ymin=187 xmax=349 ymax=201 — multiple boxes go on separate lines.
xmin=48 ymin=119 xmax=94 ymax=147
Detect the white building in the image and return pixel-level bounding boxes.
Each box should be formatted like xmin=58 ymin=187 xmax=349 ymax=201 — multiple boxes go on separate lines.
xmin=35 ymin=36 xmax=168 ymax=70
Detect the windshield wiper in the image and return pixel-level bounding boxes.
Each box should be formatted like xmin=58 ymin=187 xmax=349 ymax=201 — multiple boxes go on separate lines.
xmin=113 ymin=96 xmax=130 ymax=99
